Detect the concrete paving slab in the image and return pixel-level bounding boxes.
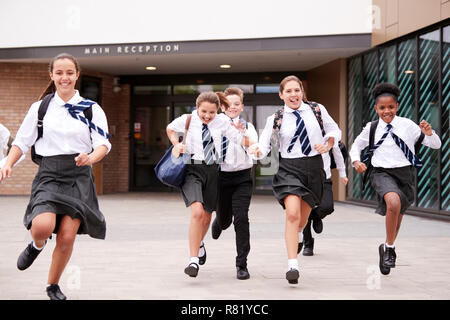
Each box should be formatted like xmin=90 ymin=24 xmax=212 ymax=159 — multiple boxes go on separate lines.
xmin=1 ymin=193 xmax=449 ymax=300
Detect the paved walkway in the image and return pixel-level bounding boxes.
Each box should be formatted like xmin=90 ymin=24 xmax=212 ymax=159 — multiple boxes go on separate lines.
xmin=1 ymin=193 xmax=449 ymax=300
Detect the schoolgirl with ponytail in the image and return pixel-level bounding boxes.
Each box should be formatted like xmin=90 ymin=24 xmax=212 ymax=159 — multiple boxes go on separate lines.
xmin=0 ymin=53 xmax=111 ymax=300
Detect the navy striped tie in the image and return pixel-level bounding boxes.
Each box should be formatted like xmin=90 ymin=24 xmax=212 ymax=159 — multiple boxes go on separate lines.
xmin=64 ymin=100 xmax=110 ymax=139
xmin=362 ymin=124 xmax=392 ymax=163
xmin=202 ymin=123 xmax=217 ymax=165
xmin=220 ymin=135 xmax=229 ymax=163
xmin=287 ymin=110 xmax=311 ymax=155
xmin=390 ymin=130 xmax=423 ymax=168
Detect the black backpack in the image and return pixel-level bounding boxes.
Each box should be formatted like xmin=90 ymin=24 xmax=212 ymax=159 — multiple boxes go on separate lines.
xmin=31 ymin=93 xmax=93 ymax=165
xmin=361 ymin=119 xmax=425 ymax=189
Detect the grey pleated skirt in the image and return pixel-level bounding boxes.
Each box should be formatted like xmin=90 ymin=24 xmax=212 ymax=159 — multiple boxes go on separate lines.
xmin=24 ymin=154 xmax=106 ymax=239
xmin=180 ymin=163 xmax=219 ymax=214
xmin=272 ymin=154 xmax=326 ymax=210
xmin=370 ymin=165 xmax=415 ymax=216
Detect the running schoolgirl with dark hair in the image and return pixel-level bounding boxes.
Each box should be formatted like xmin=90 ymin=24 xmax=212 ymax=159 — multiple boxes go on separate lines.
xmin=0 ymin=53 xmax=111 ymax=299
xmin=349 ymin=82 xmax=441 ymax=275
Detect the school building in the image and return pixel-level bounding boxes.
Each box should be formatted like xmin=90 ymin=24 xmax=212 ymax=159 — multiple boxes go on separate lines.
xmin=0 ymin=1 xmax=448 ymax=219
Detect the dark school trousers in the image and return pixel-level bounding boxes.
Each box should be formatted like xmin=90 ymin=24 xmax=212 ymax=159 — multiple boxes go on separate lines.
xmin=216 ymin=168 xmax=253 ymax=268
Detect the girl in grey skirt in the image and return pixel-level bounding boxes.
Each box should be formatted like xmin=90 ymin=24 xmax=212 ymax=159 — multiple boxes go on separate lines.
xmin=249 ymin=75 xmax=341 ymax=284
xmin=349 ymin=83 xmax=441 ymax=275
xmin=166 ymin=92 xmax=253 ymax=278
xmin=0 ymin=53 xmax=111 ymax=300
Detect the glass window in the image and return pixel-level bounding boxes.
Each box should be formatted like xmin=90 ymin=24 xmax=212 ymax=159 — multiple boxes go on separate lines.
xmin=417 ymin=30 xmax=440 ymax=210
xmin=133 ymin=85 xmax=171 ymax=95
xmin=442 ymin=26 xmax=450 ymax=211
xmin=362 ymin=51 xmax=378 ymax=201
xmin=347 ymin=57 xmax=363 ymax=200
xmin=255 ymin=84 xmax=279 ymax=93
xmin=224 ymin=84 xmax=254 ymax=94
xmin=174 ymin=84 xmax=253 ymax=95
xmin=397 ymin=38 xmax=416 ymax=120
xmin=81 ymin=76 xmax=101 ymax=103
xmin=379 ymin=45 xmax=396 ymax=84
xmin=133 ymin=106 xmax=172 ymax=189
xmin=254 ymin=105 xmax=283 ymax=191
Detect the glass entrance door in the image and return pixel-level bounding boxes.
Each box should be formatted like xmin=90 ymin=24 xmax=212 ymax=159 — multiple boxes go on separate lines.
xmin=132 ymin=106 xmax=172 ymax=190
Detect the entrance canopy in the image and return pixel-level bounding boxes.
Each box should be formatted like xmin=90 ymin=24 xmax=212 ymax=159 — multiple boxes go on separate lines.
xmin=0 ymin=34 xmax=370 ymax=75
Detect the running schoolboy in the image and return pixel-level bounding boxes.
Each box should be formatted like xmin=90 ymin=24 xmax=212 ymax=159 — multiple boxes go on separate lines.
xmin=212 ymin=88 xmax=258 ymax=280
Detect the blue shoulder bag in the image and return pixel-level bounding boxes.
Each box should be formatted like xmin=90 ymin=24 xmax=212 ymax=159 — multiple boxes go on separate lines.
xmin=154 ymin=115 xmax=192 ymax=188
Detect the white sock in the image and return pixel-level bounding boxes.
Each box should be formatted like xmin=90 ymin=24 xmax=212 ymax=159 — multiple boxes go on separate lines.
xmin=189 ymin=257 xmax=199 ymax=267
xmin=198 ymin=241 xmax=205 ymax=257
xmin=298 ymin=231 xmax=304 ymax=243
xmin=385 ymin=243 xmax=395 ymax=249
xmin=288 ymin=259 xmax=299 ymax=271
xmin=32 ymin=241 xmax=45 ymax=250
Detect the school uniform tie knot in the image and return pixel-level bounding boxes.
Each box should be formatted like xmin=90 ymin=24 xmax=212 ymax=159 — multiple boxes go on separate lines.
xmin=64 ymin=101 xmax=110 ymax=140
xmin=202 ymin=123 xmax=217 ymax=165
xmin=287 ymin=110 xmax=311 ymax=155
xmin=388 ymin=124 xmax=422 ymax=168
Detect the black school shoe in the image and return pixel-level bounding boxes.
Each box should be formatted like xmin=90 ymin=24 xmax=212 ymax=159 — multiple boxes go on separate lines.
xmin=383 ymin=246 xmax=396 ymax=268
xmin=17 ymin=241 xmax=45 ymax=271
xmin=286 ymin=268 xmax=299 ymax=284
xmin=198 ymin=243 xmax=206 ymax=265
xmin=312 ymin=217 xmax=323 ymax=234
xmin=211 ymin=218 xmax=222 ymax=240
xmin=378 ymin=244 xmax=391 ymax=275
xmin=46 ymin=284 xmax=67 ymax=300
xmin=237 ymin=267 xmax=250 ymax=280
xmin=303 ymin=238 xmax=314 ymax=256
xmin=184 ymin=262 xmax=199 ymax=277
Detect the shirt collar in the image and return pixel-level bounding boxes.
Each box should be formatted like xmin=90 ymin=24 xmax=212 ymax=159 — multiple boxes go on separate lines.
xmin=284 ymin=101 xmax=308 ymax=113
xmin=379 ymin=115 xmax=398 ymax=128
xmin=54 ymin=90 xmax=81 ymax=106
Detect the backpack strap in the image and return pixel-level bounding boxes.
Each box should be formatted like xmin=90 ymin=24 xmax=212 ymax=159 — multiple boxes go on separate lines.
xmin=31 ymin=93 xmax=54 ymax=164
xmin=182 ymin=115 xmax=192 ymax=143
xmin=306 ymin=101 xmax=326 ymax=137
xmin=36 ymin=93 xmax=55 ymax=141
xmin=362 ymin=119 xmax=379 ymax=190
xmin=270 ymin=107 xmax=285 ymax=149
xmin=415 ymin=132 xmax=425 ymax=154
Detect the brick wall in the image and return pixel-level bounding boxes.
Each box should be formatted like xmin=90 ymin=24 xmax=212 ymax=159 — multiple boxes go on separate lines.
xmin=0 ymin=62 xmax=130 ymax=195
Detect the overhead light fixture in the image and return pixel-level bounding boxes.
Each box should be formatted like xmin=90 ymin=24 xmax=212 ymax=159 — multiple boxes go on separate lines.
xmin=404 ymin=70 xmax=414 ymax=74
xmin=220 ymin=64 xmax=231 ymax=69
xmin=146 ymin=66 xmax=157 ymax=71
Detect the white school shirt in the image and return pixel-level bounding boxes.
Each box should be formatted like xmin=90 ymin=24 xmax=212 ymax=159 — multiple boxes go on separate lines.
xmin=220 ymin=114 xmax=258 ymax=172
xmin=167 ymin=110 xmax=243 ymax=162
xmin=322 ymin=144 xmax=347 ymax=179
xmin=254 ymin=102 xmax=341 ymax=160
xmin=349 ymin=116 xmax=441 ymax=168
xmin=0 ymin=123 xmax=10 ymax=160
xmin=13 ymin=90 xmax=112 ymax=157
